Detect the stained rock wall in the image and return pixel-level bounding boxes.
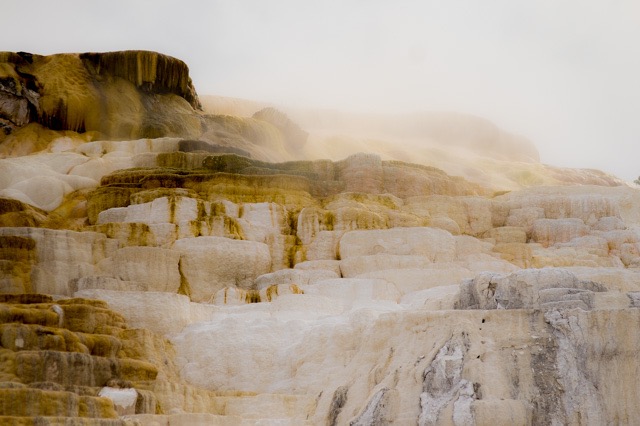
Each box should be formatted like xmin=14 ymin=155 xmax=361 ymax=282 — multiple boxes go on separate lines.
xmin=1 ymin=141 xmax=640 ymax=424
xmin=1 ymin=50 xmax=640 ymax=425
xmin=0 ymin=51 xmax=201 ymax=139
xmin=0 ymin=294 xmax=160 ymax=422
xmin=0 ymin=51 xmax=303 ymax=169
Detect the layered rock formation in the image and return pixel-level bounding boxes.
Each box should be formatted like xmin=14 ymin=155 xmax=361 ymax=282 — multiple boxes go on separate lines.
xmin=0 ymin=51 xmax=639 ymax=425
xmin=0 ymin=294 xmax=162 ymax=422
xmin=0 ymin=51 xmax=200 ymax=142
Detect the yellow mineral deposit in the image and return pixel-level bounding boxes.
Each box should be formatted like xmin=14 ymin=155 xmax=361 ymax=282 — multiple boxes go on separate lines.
xmin=1 ymin=50 xmax=639 ymax=424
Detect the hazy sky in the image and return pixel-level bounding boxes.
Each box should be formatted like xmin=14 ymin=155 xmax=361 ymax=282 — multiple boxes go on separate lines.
xmin=4 ymin=0 xmax=640 ymax=181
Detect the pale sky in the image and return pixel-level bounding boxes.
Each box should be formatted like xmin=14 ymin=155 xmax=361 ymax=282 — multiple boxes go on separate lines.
xmin=4 ymin=0 xmax=640 ymax=181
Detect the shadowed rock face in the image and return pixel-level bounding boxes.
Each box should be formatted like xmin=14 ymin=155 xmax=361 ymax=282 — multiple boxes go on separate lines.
xmin=80 ymin=51 xmax=201 ymax=110
xmin=0 ymin=52 xmax=40 ymax=135
xmin=0 ymin=50 xmax=202 ymax=140
xmin=177 ymin=139 xmax=251 ymax=157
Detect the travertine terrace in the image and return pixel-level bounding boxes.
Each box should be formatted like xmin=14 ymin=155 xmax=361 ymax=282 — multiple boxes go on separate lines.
xmin=1 ymin=51 xmax=640 ymax=425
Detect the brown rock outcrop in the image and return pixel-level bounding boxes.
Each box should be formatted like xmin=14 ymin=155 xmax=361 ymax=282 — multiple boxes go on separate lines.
xmin=0 ymin=296 xmax=169 ymax=422
xmin=0 ymin=51 xmax=202 ymax=145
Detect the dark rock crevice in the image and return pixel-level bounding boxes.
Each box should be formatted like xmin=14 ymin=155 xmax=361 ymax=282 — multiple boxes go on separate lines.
xmin=80 ymin=51 xmax=201 ymax=110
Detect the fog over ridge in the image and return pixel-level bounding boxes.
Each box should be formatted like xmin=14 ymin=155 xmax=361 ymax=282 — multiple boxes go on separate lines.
xmin=3 ymin=0 xmax=639 ymax=181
